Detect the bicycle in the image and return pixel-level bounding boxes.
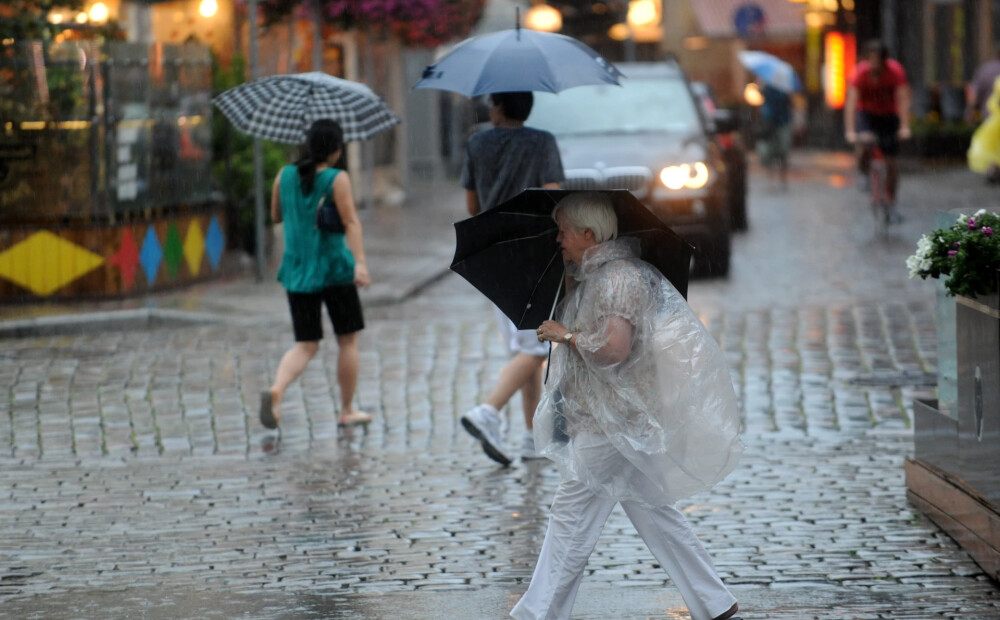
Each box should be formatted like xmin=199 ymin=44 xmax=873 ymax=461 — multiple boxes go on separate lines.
xmin=858 ymin=131 xmax=892 ymax=239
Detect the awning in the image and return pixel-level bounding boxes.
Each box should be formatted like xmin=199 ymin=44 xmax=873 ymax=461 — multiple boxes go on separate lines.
xmin=691 ymin=0 xmax=807 ymax=39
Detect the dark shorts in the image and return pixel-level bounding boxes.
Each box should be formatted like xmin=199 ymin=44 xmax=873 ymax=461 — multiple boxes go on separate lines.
xmin=858 ymin=112 xmax=901 ymax=156
xmin=286 ymin=284 xmax=364 ymax=342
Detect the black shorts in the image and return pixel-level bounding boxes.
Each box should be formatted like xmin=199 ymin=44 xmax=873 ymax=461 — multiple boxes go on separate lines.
xmin=858 ymin=112 xmax=901 ymax=156
xmin=286 ymin=284 xmax=364 ymax=342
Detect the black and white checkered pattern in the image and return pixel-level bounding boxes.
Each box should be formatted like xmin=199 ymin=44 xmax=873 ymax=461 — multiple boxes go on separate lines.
xmin=213 ymin=72 xmax=401 ymax=144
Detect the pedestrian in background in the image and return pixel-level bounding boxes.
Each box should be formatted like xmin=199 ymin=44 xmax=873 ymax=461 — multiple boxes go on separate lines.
xmin=756 ymin=80 xmax=792 ymax=190
xmin=513 ymin=192 xmax=743 ymax=620
xmin=259 ymin=119 xmax=373 ymax=430
xmin=967 ymin=46 xmax=1000 ymax=122
xmin=459 ymin=91 xmax=565 ymax=465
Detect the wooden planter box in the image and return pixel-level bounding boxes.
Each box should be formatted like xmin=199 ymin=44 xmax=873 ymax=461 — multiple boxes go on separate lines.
xmin=907 ymin=276 xmax=1000 ymax=582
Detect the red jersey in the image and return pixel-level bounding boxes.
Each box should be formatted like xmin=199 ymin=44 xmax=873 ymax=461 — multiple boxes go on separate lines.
xmin=851 ymin=59 xmax=908 ymax=116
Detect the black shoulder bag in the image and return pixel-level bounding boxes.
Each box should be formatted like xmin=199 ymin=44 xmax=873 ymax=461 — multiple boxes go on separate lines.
xmin=315 ymin=193 xmax=345 ymax=233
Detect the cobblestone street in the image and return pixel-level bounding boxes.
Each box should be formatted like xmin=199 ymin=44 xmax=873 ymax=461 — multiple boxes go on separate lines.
xmin=2 ymin=152 xmax=999 ymax=618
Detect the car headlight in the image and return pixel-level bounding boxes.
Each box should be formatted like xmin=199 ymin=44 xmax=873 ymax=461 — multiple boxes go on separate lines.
xmin=659 ymin=162 xmax=710 ymax=190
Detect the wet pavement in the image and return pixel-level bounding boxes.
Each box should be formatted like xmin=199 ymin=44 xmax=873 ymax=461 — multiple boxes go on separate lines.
xmin=2 ymin=151 xmax=1000 ymax=619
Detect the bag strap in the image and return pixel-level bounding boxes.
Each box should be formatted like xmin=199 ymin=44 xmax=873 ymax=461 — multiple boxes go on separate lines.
xmin=316 ymin=168 xmax=340 ymax=201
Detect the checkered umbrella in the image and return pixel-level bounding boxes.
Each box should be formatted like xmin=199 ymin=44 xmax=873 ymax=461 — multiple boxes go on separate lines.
xmin=213 ymin=72 xmax=401 ymax=144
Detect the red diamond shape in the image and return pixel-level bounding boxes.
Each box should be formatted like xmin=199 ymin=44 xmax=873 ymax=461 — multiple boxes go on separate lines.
xmin=109 ymin=227 xmax=140 ymax=290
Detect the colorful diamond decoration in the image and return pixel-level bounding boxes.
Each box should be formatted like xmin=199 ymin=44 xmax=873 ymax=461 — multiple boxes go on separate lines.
xmin=163 ymin=222 xmax=183 ymax=278
xmin=205 ymin=216 xmax=225 ymax=271
xmin=0 ymin=230 xmax=104 ymax=296
xmin=183 ymin=219 xmax=205 ymax=277
xmin=109 ymin=227 xmax=140 ymax=290
xmin=140 ymin=226 xmax=163 ymax=286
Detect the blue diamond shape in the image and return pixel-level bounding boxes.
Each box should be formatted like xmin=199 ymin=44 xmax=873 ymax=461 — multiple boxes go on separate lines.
xmin=139 ymin=227 xmax=163 ymax=286
xmin=205 ymin=216 xmax=225 ymax=271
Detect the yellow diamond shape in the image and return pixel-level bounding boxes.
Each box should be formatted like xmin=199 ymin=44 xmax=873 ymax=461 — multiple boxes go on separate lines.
xmin=0 ymin=231 xmax=105 ymax=296
xmin=183 ymin=219 xmax=205 ymax=277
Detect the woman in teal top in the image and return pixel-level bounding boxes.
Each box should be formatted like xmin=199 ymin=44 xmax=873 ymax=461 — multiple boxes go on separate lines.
xmin=259 ymin=119 xmax=372 ymax=430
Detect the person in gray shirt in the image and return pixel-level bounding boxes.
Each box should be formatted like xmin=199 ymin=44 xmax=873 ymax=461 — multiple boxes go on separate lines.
xmin=459 ymin=91 xmax=565 ymax=465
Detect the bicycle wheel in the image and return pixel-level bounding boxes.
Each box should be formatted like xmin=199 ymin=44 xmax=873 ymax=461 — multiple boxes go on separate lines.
xmin=870 ymin=159 xmax=890 ymax=239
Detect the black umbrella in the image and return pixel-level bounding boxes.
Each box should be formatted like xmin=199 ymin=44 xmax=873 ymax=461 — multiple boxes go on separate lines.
xmin=451 ymin=189 xmax=694 ymax=330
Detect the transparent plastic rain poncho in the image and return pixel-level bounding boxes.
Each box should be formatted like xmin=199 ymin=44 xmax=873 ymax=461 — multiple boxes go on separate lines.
xmin=534 ymin=238 xmax=744 ymax=507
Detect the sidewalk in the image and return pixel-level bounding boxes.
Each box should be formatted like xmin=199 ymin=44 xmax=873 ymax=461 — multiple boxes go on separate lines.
xmin=0 ymin=180 xmax=465 ymax=336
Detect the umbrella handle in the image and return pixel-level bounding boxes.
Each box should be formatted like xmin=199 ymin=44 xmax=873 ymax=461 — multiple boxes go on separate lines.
xmin=543 ymin=268 xmax=566 ymax=385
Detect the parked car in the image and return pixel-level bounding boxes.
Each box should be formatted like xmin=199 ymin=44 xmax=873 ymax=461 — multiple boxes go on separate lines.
xmin=526 ymin=60 xmax=737 ymax=277
xmin=691 ymin=81 xmax=749 ymax=231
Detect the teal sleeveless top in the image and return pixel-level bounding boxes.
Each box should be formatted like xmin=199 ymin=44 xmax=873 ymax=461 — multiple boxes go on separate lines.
xmin=276 ymin=165 xmax=356 ymax=292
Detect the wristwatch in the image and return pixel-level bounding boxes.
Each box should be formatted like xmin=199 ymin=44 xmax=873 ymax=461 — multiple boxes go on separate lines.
xmin=563 ymin=332 xmax=574 ymax=344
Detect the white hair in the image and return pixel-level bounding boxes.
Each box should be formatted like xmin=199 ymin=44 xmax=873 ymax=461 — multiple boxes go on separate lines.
xmin=552 ymin=192 xmax=618 ymax=243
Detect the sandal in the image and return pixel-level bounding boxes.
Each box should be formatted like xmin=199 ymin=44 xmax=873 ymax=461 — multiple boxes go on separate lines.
xmin=338 ymin=410 xmax=373 ymax=427
xmin=259 ymin=390 xmax=279 ymax=429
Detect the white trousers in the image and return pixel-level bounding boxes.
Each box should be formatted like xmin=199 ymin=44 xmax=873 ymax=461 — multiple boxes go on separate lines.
xmin=510 ymin=478 xmax=736 ymax=620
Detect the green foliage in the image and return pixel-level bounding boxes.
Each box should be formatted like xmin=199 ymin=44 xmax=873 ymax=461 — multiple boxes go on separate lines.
xmin=1 ymin=1 xmax=83 ymax=39
xmin=907 ymin=210 xmax=1000 ymax=297
xmin=0 ymin=1 xmax=123 ymax=40
xmin=210 ymin=52 xmax=295 ymax=238
xmin=910 ymin=115 xmax=977 ymax=140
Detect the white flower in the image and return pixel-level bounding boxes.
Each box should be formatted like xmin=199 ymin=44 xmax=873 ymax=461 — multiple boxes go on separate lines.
xmin=907 ymin=235 xmax=938 ymax=278
xmin=975 ymin=208 xmax=988 ymax=217
xmin=957 ymin=213 xmax=969 ymax=224
xmin=914 ymin=234 xmax=932 ymax=258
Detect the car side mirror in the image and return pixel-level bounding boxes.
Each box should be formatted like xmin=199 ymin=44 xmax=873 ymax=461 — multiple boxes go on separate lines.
xmin=712 ymin=109 xmax=739 ymax=133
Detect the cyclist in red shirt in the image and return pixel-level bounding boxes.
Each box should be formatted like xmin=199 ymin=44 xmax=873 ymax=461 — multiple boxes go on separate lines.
xmin=845 ymin=39 xmax=912 ymax=218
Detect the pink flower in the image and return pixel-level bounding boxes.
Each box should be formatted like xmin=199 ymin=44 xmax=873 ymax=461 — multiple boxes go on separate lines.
xmin=948 ymin=250 xmax=958 ymax=256
xmin=984 ymin=227 xmax=994 ymax=237
xmin=968 ymin=218 xmax=978 ymax=230
xmin=954 ymin=241 xmax=961 ymax=248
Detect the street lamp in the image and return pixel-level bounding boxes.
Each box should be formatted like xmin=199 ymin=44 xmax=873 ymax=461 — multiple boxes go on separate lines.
xmin=199 ymin=0 xmax=218 ymax=18
xmin=607 ymin=0 xmax=661 ymax=61
xmin=627 ymin=0 xmax=658 ymax=29
xmin=525 ymin=4 xmax=562 ymax=33
xmin=87 ymin=2 xmax=109 ymax=23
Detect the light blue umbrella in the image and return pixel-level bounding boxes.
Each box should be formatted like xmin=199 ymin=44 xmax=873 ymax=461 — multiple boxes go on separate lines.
xmin=414 ymin=26 xmax=623 ymax=96
xmin=738 ymin=51 xmax=802 ymax=94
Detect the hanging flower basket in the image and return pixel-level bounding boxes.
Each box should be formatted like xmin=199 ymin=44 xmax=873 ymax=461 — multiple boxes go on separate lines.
xmin=260 ymin=0 xmax=485 ymax=48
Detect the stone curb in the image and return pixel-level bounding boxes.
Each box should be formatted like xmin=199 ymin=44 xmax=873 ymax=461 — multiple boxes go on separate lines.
xmin=0 ymin=308 xmax=249 ymax=338
xmin=0 ymin=264 xmax=454 ymax=339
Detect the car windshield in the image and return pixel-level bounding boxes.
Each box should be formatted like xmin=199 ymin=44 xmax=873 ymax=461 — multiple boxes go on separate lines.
xmin=527 ymin=78 xmax=701 ymax=137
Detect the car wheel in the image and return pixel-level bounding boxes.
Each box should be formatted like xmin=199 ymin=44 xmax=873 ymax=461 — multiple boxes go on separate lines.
xmin=729 ymin=157 xmax=748 ymax=231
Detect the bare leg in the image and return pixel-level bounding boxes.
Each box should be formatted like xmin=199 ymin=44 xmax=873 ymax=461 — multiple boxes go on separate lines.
xmin=714 ymin=603 xmax=740 ymax=620
xmin=857 ymin=143 xmax=870 ymax=177
xmin=335 ymin=332 xmax=371 ymax=424
xmin=484 ymin=353 xmax=546 ymax=420
xmin=518 ymin=361 xmax=544 ymax=430
xmin=269 ymin=341 xmax=320 ymax=424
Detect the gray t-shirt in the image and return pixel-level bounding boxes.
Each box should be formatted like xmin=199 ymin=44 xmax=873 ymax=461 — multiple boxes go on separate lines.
xmin=461 ymin=126 xmax=565 ymax=211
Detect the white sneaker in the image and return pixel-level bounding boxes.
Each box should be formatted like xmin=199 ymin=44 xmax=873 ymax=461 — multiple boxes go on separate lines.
xmin=521 ymin=431 xmax=544 ymax=460
xmin=460 ymin=405 xmax=512 ymax=466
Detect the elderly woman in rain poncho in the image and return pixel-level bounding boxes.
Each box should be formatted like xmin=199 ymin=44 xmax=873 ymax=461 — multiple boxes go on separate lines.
xmin=511 ymin=192 xmax=744 ymax=620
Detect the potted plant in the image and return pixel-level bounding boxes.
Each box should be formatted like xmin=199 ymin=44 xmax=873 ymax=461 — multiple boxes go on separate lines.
xmin=904 ymin=208 xmax=1000 ymax=582
xmin=907 ymin=209 xmax=1000 ymax=297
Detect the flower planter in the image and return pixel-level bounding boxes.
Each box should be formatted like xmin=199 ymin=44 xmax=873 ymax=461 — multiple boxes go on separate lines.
xmin=955 ymin=288 xmax=1000 ymax=506
xmin=906 ymin=270 xmax=1000 ymax=582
